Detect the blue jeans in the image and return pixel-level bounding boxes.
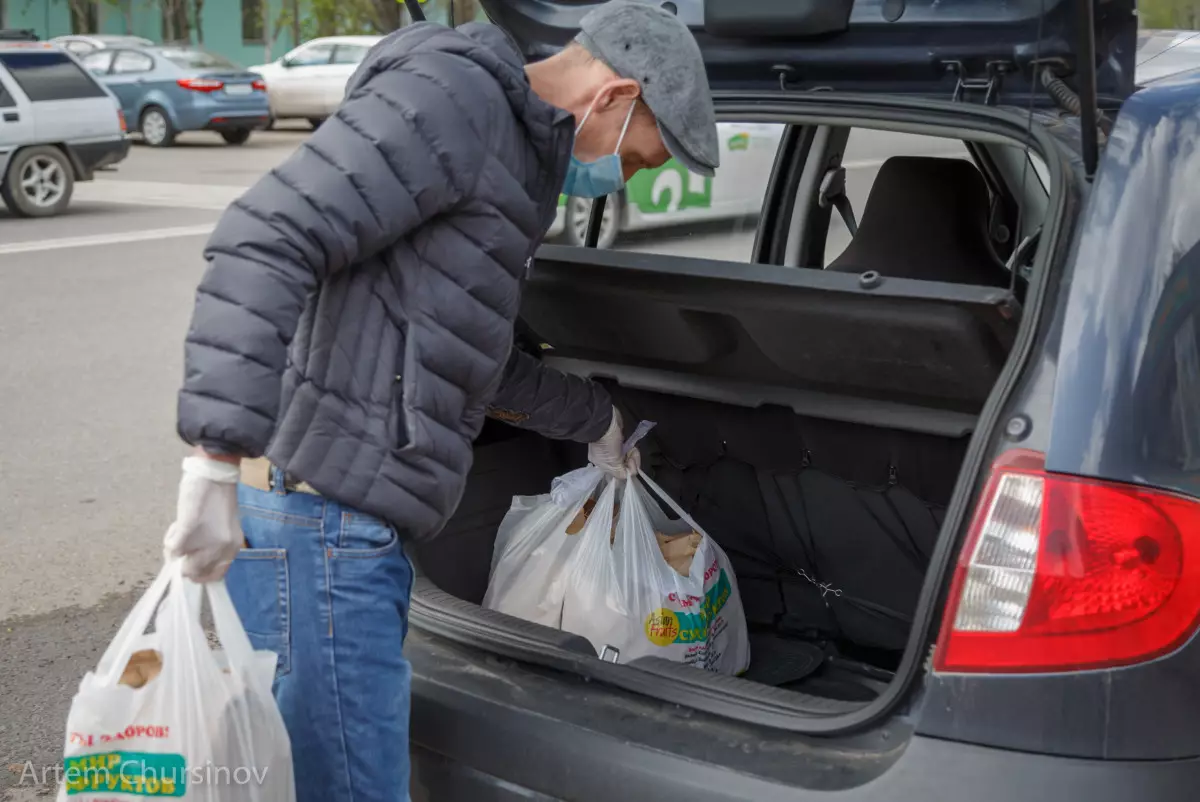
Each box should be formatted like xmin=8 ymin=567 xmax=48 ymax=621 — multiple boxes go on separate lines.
xmin=226 ymin=469 xmax=414 ymax=802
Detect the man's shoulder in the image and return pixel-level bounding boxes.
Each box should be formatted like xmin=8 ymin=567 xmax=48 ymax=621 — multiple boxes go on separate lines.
xmin=346 ymin=22 xmax=525 ymax=112
xmin=360 ymin=21 xmax=524 ymax=76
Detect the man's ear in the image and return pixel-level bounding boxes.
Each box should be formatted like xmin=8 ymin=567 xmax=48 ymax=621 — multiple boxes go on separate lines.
xmin=596 ymin=77 xmax=642 ymax=112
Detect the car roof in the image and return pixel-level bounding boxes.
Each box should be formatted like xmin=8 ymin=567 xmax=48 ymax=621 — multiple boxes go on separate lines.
xmin=0 ymin=40 xmax=64 ymax=53
xmin=303 ymin=35 xmax=382 ymax=46
xmin=53 ymin=34 xmax=152 ymax=44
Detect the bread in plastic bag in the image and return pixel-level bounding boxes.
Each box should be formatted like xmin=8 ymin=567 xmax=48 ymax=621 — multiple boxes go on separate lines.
xmin=482 ymin=465 xmax=607 ymax=627
xmin=57 ymin=559 xmax=295 ymax=801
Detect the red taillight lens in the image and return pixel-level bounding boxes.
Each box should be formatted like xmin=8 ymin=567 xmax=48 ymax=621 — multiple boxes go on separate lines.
xmin=935 ymin=450 xmax=1200 ymax=673
xmin=117 ymin=109 xmax=127 ymax=133
xmin=251 ymin=79 xmax=266 ymax=91
xmin=177 ymin=77 xmax=224 ymax=92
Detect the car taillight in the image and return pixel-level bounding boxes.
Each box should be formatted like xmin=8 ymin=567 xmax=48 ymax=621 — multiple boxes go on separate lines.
xmin=177 ymin=77 xmax=224 ymax=92
xmin=935 ymin=449 xmax=1200 ymax=673
xmin=251 ymin=79 xmax=266 ymax=91
xmin=117 ymin=109 xmax=126 ymax=132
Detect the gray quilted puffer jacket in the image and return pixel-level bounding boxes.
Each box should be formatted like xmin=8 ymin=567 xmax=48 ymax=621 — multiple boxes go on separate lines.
xmin=177 ymin=22 xmax=612 ymax=538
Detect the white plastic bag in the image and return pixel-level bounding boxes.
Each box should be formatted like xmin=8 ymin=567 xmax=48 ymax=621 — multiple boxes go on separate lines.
xmin=560 ymin=470 xmax=751 ymax=675
xmin=57 ymin=559 xmax=295 ymax=801
xmin=482 ymin=465 xmax=607 ymax=627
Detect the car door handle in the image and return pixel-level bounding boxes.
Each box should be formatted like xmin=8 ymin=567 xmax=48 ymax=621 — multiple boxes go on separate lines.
xmin=2 ymin=112 xmax=18 ymax=122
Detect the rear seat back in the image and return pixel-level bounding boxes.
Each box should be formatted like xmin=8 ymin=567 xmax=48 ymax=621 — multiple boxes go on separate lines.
xmin=827 ymin=156 xmax=1011 ymax=287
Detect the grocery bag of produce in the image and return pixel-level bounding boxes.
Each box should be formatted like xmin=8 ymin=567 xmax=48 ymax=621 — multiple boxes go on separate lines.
xmin=560 ymin=469 xmax=751 ymax=675
xmin=57 ymin=559 xmax=295 ymax=802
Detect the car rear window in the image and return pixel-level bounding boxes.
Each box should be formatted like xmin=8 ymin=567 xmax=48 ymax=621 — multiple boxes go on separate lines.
xmin=159 ymin=49 xmax=240 ymax=71
xmin=0 ymin=51 xmax=107 ymax=101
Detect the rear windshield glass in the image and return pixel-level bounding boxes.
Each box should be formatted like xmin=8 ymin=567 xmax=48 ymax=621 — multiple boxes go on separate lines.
xmin=158 ymin=49 xmax=240 ymax=71
xmin=0 ymin=51 xmax=107 ymax=101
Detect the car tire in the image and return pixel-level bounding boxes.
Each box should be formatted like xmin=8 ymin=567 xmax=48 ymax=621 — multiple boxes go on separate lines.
xmin=221 ymin=129 xmax=252 ymax=146
xmin=308 ymin=117 xmax=325 ymax=130
xmin=139 ymin=106 xmax=176 ymax=148
xmin=0 ymin=146 xmax=75 ymax=218
xmin=563 ymin=193 xmax=621 ymax=249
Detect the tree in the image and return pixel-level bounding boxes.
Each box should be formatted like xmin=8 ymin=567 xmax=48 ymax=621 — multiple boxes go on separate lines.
xmin=192 ymin=0 xmax=204 ymax=44
xmin=450 ymin=0 xmax=481 ymax=26
xmin=100 ymin=0 xmax=136 ymax=34
xmin=362 ymin=0 xmax=402 ymax=32
xmin=1139 ymin=0 xmax=1200 ymax=28
xmin=260 ymin=0 xmax=293 ymax=62
xmin=301 ymin=0 xmax=399 ymax=37
xmin=161 ymin=0 xmax=190 ymax=43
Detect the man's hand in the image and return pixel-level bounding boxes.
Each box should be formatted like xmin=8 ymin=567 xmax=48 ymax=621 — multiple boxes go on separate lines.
xmin=162 ymin=453 xmax=244 ymax=583
xmin=588 ymin=409 xmax=641 ymax=479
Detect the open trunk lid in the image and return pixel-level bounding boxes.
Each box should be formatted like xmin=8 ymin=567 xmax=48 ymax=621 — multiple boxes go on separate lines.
xmin=482 ymin=0 xmax=1136 ymax=105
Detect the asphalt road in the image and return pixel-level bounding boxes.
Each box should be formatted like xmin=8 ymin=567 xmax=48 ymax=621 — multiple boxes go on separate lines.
xmin=0 ymin=124 xmax=961 ymax=799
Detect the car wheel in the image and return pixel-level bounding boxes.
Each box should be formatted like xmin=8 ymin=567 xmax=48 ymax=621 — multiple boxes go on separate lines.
xmin=139 ymin=106 xmax=176 ymax=148
xmin=563 ymin=193 xmax=621 ymax=249
xmin=221 ymin=129 xmax=252 ymax=146
xmin=308 ymin=117 xmax=325 ymax=130
xmin=0 ymin=146 xmax=75 ymax=218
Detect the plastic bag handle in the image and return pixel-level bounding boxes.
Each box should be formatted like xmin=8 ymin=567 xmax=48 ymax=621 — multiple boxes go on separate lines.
xmin=621 ymin=420 xmax=656 ymax=458
xmin=635 ymin=469 xmax=707 ymax=537
xmin=95 ymin=559 xmax=176 ymax=686
xmin=161 ymin=561 xmax=257 ymax=677
xmin=205 ymin=579 xmax=256 ymax=675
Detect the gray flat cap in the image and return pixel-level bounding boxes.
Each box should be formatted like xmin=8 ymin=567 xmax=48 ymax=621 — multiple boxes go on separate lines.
xmin=575 ymin=0 xmax=719 ymax=177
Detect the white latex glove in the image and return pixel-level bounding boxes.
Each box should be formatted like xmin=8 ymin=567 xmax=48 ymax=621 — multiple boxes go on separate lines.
xmin=162 ymin=455 xmax=244 ymax=583
xmin=588 ymin=409 xmax=641 ymax=479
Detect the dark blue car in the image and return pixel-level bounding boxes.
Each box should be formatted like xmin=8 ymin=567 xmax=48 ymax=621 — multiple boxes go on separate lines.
xmin=392 ymin=0 xmax=1200 ymax=799
xmin=79 ymin=45 xmax=270 ymax=147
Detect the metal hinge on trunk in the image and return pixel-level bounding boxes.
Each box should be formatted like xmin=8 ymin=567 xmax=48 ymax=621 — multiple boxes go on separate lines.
xmin=943 ymin=60 xmax=1015 ymax=105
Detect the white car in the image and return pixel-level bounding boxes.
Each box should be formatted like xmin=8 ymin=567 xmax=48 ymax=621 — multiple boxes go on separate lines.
xmin=548 ymin=122 xmax=784 ymax=248
xmin=50 ymin=34 xmax=155 ymax=57
xmin=248 ymin=36 xmax=382 ymax=129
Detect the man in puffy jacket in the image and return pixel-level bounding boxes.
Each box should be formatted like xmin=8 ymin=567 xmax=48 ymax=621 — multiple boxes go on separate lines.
xmin=165 ymin=2 xmax=717 ymax=800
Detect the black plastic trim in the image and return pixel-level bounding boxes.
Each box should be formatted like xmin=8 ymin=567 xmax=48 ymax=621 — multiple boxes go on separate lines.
xmin=542 ymin=356 xmax=978 ymax=437
xmin=410 ymin=580 xmax=865 ymax=729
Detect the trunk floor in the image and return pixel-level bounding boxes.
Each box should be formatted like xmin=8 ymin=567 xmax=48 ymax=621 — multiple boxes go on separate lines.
xmin=741 ymin=632 xmax=826 ymax=686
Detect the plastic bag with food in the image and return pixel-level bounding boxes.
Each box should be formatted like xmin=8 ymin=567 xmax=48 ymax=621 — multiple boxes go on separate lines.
xmin=560 ymin=470 xmax=751 ymax=675
xmin=57 ymin=559 xmax=294 ymax=801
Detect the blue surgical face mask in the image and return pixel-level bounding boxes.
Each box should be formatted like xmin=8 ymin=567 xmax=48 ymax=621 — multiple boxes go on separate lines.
xmin=561 ymin=99 xmax=638 ymax=199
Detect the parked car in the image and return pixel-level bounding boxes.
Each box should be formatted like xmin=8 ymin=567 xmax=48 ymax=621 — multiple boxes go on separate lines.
xmin=50 ymin=34 xmax=154 ymax=57
xmin=393 ymin=1 xmax=1200 ymax=800
xmin=0 ymin=37 xmax=128 ymax=217
xmin=80 ymin=46 xmax=269 ymax=147
xmin=549 ymin=122 xmax=784 ymax=247
xmin=247 ymin=35 xmax=382 ymax=129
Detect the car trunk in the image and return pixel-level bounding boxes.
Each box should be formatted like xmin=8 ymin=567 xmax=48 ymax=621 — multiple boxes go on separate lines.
xmin=413 ymin=244 xmax=1017 ymax=708
xmin=419 ymin=400 xmax=961 ymax=701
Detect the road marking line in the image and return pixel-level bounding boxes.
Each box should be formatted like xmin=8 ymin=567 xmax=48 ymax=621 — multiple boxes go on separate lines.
xmin=0 ymin=224 xmax=215 ymax=255
xmin=74 ymin=179 xmax=246 ymax=211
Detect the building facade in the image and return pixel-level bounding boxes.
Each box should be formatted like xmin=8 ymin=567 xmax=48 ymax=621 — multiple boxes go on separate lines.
xmin=1 ymin=1 xmax=482 ymax=67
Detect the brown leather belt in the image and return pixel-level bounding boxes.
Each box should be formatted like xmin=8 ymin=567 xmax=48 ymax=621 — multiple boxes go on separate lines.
xmin=240 ymin=456 xmax=321 ymax=496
